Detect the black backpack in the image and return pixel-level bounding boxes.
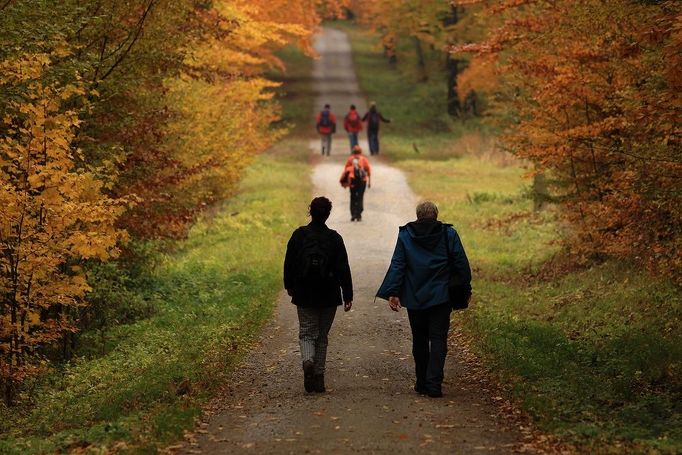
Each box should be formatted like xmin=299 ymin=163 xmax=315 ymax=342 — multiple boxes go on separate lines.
xmin=442 ymin=228 xmax=472 ymax=310
xmin=297 ymin=227 xmax=333 ymax=283
xmin=319 ymin=110 xmax=331 ymax=128
xmin=352 ymin=165 xmax=367 ymax=183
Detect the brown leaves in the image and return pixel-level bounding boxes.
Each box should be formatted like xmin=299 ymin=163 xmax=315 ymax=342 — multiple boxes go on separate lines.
xmin=457 ymin=0 xmax=682 ymax=281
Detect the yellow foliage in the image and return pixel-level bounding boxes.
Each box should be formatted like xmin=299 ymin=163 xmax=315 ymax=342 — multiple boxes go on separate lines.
xmin=0 ymin=53 xmax=127 ymax=390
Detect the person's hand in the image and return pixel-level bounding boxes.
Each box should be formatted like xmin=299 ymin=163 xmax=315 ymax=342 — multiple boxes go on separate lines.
xmin=344 ymin=301 xmax=353 ymax=312
xmin=388 ymin=296 xmax=401 ymax=312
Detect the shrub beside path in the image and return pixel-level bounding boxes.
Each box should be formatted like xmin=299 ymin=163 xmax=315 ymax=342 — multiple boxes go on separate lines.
xmin=180 ymin=28 xmax=525 ymax=454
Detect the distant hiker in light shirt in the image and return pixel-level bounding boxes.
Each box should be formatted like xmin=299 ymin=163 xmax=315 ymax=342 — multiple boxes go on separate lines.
xmin=283 ymin=197 xmax=353 ymax=393
xmin=362 ymin=102 xmax=390 ymax=156
xmin=316 ymin=104 xmax=337 ymax=156
xmin=343 ymin=104 xmax=363 ymax=152
xmin=339 ymin=145 xmax=371 ymax=222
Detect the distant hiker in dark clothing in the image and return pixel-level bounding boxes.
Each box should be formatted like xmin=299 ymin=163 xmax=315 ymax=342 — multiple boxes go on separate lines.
xmin=343 ymin=104 xmax=363 ymax=152
xmin=376 ymin=201 xmax=471 ymax=398
xmin=284 ymin=197 xmax=353 ymax=393
xmin=316 ymin=104 xmax=337 ymax=156
xmin=339 ymin=145 xmax=371 ymax=222
xmin=362 ymin=102 xmax=390 ymax=156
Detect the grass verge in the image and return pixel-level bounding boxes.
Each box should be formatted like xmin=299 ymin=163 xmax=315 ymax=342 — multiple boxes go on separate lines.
xmin=0 ymin=46 xmax=314 ymax=453
xmin=340 ymin=20 xmax=682 ymax=453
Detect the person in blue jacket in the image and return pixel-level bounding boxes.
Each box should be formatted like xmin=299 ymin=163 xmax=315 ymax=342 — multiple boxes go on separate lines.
xmin=376 ymin=201 xmax=471 ymax=398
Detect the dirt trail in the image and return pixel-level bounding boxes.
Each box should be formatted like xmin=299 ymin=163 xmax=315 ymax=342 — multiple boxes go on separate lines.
xmin=182 ymin=28 xmax=524 ymax=454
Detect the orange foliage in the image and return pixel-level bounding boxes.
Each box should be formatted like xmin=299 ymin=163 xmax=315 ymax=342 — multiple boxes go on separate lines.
xmin=0 ymin=0 xmax=336 ymax=402
xmin=456 ymin=0 xmax=682 ymax=278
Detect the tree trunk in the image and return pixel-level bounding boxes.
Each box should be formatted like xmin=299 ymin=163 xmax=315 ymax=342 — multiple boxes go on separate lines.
xmin=3 ymin=379 xmax=12 ymax=406
xmin=444 ymin=5 xmax=460 ymax=115
xmin=446 ymin=55 xmax=461 ymax=116
xmin=532 ymin=172 xmax=550 ymax=211
xmin=413 ymin=37 xmax=427 ymax=82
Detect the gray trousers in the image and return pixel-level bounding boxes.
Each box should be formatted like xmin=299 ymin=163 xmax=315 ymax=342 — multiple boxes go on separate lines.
xmin=297 ymin=306 xmax=337 ymax=374
xmin=320 ymin=133 xmax=332 ymax=155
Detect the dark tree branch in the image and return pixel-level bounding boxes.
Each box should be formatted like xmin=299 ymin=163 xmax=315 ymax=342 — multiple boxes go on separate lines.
xmin=99 ymin=0 xmax=157 ymax=82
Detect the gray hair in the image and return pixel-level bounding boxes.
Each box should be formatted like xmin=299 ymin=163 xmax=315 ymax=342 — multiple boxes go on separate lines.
xmin=416 ymin=201 xmax=438 ymax=220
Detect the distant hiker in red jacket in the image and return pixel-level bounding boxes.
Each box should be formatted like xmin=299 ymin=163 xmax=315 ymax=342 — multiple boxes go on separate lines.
xmin=339 ymin=145 xmax=371 ymax=221
xmin=343 ymin=104 xmax=363 ymax=153
xmin=362 ymin=102 xmax=390 ymax=156
xmin=316 ymin=104 xmax=337 ymax=156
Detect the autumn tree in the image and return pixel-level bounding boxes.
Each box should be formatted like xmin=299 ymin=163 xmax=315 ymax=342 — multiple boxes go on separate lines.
xmin=0 ymin=0 xmax=343 ymax=403
xmin=455 ymin=0 xmax=682 ymax=278
xmin=350 ymin=1 xmax=487 ymax=116
xmin=0 ymin=51 xmax=126 ymax=404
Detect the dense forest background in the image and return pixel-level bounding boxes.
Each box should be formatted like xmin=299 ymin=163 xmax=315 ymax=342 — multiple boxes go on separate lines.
xmin=1 ymin=0 xmax=680 ymax=452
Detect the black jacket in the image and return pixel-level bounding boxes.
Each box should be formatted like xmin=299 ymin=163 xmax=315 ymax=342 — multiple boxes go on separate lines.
xmin=283 ymin=221 xmax=353 ymax=307
xmin=362 ymin=110 xmax=390 ymax=132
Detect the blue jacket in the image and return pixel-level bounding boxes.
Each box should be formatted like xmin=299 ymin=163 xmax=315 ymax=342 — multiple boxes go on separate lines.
xmin=376 ymin=220 xmax=471 ymax=311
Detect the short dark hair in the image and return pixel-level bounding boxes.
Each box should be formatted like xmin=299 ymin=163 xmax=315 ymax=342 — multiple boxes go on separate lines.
xmin=324 ymin=104 xmax=330 ymax=109
xmin=309 ymin=196 xmax=332 ymax=222
xmin=350 ymin=104 xmax=356 ymax=110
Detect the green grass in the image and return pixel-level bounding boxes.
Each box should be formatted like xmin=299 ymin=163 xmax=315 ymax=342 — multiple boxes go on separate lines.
xmin=341 ymin=19 xmax=682 ymax=453
xmin=0 ymin=47 xmax=314 ymax=453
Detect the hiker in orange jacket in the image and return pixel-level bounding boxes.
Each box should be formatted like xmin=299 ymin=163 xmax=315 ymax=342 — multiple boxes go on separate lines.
xmin=316 ymin=104 xmax=337 ymax=156
xmin=343 ymin=145 xmax=372 ymax=184
xmin=343 ymin=104 xmax=363 ymax=153
xmin=339 ymin=145 xmax=371 ymax=221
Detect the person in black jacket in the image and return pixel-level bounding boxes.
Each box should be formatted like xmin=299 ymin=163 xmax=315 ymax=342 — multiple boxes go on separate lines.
xmin=362 ymin=102 xmax=390 ymax=156
xmin=284 ymin=197 xmax=353 ymax=393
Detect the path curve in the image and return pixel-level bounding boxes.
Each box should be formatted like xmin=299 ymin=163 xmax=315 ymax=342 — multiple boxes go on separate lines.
xmin=182 ymin=28 xmax=523 ymax=454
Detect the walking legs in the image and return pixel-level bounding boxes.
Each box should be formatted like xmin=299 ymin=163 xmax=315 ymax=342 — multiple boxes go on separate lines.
xmin=368 ymin=130 xmax=380 ymax=155
xmin=348 ymin=132 xmax=359 ymax=151
xmin=297 ymin=305 xmax=338 ymax=392
xmin=349 ymin=184 xmax=366 ymax=221
xmin=407 ymin=303 xmax=452 ymax=396
xmin=320 ymin=133 xmax=332 ymax=156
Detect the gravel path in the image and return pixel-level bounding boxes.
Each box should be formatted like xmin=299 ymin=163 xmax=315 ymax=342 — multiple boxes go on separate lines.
xmin=182 ymin=28 xmax=524 ymax=454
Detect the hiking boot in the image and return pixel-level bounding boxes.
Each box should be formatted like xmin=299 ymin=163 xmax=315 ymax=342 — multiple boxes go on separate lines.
xmin=303 ymin=360 xmax=315 ymax=393
xmin=313 ymin=374 xmax=326 ymax=393
xmin=427 ymin=388 xmax=443 ymax=398
xmin=414 ymin=383 xmax=428 ymax=395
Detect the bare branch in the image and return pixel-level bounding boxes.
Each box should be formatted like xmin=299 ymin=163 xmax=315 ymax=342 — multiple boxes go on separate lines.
xmin=99 ymin=0 xmax=157 ymax=82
